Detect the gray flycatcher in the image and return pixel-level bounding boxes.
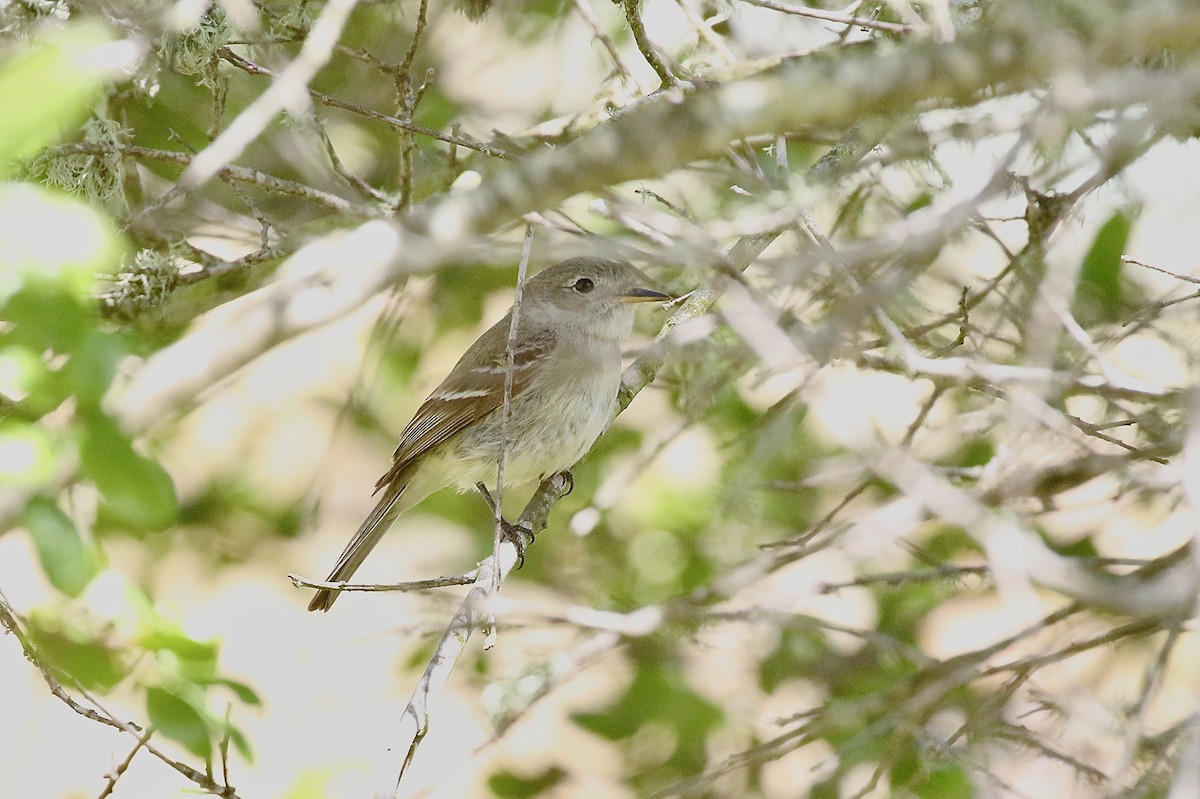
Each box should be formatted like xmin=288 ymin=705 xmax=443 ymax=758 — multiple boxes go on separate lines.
xmin=308 ymin=257 xmax=669 ymax=611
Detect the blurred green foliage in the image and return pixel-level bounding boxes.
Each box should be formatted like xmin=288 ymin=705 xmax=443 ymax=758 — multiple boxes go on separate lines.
xmin=0 ymin=23 xmax=115 ymax=173
xmin=1 ymin=24 xmax=258 ymax=770
xmin=1074 ymin=210 xmax=1135 ymax=326
xmin=488 ymin=765 xmax=568 ymax=797
xmin=574 ymin=638 xmax=724 ymax=792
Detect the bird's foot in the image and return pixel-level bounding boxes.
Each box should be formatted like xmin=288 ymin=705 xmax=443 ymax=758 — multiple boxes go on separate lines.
xmin=475 ymin=482 xmax=534 ymax=569
xmin=502 ymin=519 xmax=535 ymax=569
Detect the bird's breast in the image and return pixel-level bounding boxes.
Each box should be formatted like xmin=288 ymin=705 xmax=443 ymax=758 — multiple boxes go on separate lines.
xmin=449 ymin=338 xmax=622 ymax=489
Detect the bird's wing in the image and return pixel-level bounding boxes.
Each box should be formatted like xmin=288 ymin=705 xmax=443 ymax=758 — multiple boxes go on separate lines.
xmin=373 ymin=321 xmax=556 ymax=491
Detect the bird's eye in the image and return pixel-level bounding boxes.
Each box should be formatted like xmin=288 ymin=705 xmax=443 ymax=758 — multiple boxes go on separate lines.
xmin=572 ymin=277 xmax=595 ymax=293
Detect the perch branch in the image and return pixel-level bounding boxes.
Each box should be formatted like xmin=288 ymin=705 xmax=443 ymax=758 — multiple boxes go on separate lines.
xmin=374 ymin=471 xmax=573 ymax=798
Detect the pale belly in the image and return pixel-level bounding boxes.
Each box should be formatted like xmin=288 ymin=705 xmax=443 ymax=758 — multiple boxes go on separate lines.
xmin=405 ymin=352 xmax=622 ymax=500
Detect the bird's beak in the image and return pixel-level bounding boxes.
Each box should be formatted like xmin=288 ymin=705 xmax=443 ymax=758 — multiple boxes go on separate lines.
xmin=620 ymin=287 xmax=672 ymax=304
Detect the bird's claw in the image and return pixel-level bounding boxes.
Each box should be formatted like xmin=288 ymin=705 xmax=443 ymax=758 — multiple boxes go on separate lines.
xmin=502 ymin=520 xmax=534 ymax=569
xmin=476 ymin=482 xmax=536 ymax=568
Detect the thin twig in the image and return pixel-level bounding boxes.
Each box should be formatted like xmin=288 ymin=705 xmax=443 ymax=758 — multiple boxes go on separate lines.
xmin=487 ymin=225 xmax=536 ymax=640
xmin=50 ymin=142 xmax=366 ymax=214
xmin=0 ymin=591 xmax=131 ymax=733
xmin=736 ymin=0 xmax=911 ymax=33
xmin=571 ymin=0 xmax=639 ymax=85
xmin=672 ymin=0 xmax=737 ymax=65
xmin=1122 ymin=257 xmax=1200 ymax=286
xmin=96 ymin=728 xmax=154 ymax=799
xmin=217 ymin=48 xmax=509 ymax=158
xmin=312 ymin=115 xmax=394 ymax=206
xmin=395 ymin=0 xmax=431 ymax=211
xmin=180 ymin=0 xmax=364 ymax=190
xmin=287 ymin=571 xmax=478 ymax=593
xmin=1106 ymin=625 xmax=1184 ymax=798
xmin=622 ymin=0 xmax=680 ymax=88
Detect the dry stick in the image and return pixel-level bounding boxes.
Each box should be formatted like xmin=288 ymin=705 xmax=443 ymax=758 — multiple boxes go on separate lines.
xmin=737 ymin=0 xmax=911 ymax=33
xmin=657 ymin=601 xmax=1109 ymax=799
xmin=217 ymin=48 xmax=509 ymax=158
xmin=77 ymin=684 xmax=243 ymax=798
xmin=390 ymin=27 xmax=1200 ymax=798
xmin=874 ymin=449 xmax=1200 ymax=619
xmin=96 ymin=728 xmax=154 ymax=799
xmin=858 ymin=350 xmax=1174 ymax=402
xmin=771 ymin=384 xmax=948 ymax=551
xmin=395 ymin=0 xmax=432 ymax=211
xmin=672 ymin=0 xmax=737 ymax=65
xmin=51 ymin=142 xmax=365 ymax=214
xmin=571 ymin=0 xmax=639 ymax=85
xmin=288 ymin=571 xmax=477 ymax=593
xmin=180 ymin=0 xmax=362 ymax=190
xmin=313 ymin=115 xmax=393 ymax=206
xmin=11 ymin=3 xmax=1194 ymax=533
xmin=488 ymin=630 xmax=622 ymax=738
xmin=0 ymin=591 xmax=129 ymax=733
xmin=487 ymin=226 xmax=537 ymax=640
xmin=379 ymin=226 xmax=533 ymax=793
xmin=622 ymin=0 xmax=681 ymax=89
xmin=1106 ymin=625 xmax=1184 ymax=799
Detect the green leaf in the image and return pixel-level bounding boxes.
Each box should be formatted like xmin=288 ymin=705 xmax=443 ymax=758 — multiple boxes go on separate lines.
xmin=0 ymin=23 xmax=119 ymax=170
xmin=947 ymin=436 xmax=994 ymax=469
xmin=139 ymin=624 xmax=219 ymax=663
xmin=23 ymin=497 xmax=97 ymax=596
xmin=2 ymin=283 xmax=91 ymax=353
xmin=915 ymin=763 xmax=973 ymax=799
xmin=214 ymin=677 xmax=262 ymax=707
xmin=488 ymin=766 xmax=567 ymax=798
xmin=1045 ymin=532 xmax=1099 ymax=559
xmin=226 ymin=723 xmax=254 ymax=761
xmin=146 ymin=686 xmax=213 ymax=760
xmin=148 ymin=633 xmax=221 ymax=687
xmin=68 ymin=331 xmax=127 ymax=409
xmin=573 ymin=645 xmax=723 ymax=778
xmin=26 ymin=618 xmax=129 ymax=691
xmin=77 ymin=413 xmax=177 ymax=532
xmin=1074 ymin=211 xmax=1133 ymax=325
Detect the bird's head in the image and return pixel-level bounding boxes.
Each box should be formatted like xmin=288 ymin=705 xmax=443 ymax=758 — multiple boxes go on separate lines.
xmin=522 ymin=257 xmax=670 ymax=340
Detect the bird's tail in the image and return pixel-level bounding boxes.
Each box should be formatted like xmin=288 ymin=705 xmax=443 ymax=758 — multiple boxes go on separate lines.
xmin=307 ymin=475 xmax=409 ymax=612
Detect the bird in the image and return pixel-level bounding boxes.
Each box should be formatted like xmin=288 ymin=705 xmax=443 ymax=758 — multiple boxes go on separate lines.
xmin=307 ymin=257 xmax=669 ymax=611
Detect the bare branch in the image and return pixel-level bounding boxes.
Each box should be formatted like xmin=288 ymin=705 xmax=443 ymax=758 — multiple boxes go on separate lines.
xmin=180 ymin=0 xmax=363 ymax=190
xmin=50 ymin=142 xmax=368 ymax=214
xmin=374 ymin=471 xmax=574 ymax=798
xmin=736 ymin=0 xmax=912 ymax=34
xmin=216 ymin=47 xmax=509 ymax=158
